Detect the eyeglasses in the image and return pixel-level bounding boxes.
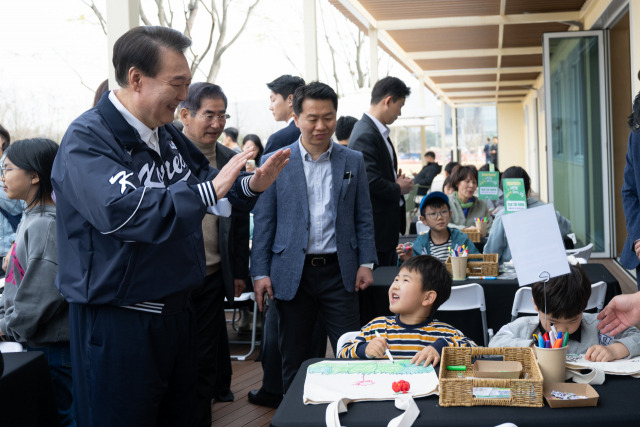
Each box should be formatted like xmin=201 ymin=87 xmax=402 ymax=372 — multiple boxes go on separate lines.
xmin=0 ymin=166 xmax=20 ymax=178
xmin=199 ymin=113 xmax=230 ymax=123
xmin=424 ymin=210 xmax=450 ymax=220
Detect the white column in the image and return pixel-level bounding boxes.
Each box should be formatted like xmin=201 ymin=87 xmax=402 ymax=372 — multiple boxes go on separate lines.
xmin=107 ymin=0 xmax=140 ymax=88
xmin=452 ymin=107 xmax=458 ymax=161
xmin=302 ymin=0 xmax=318 ymax=82
xmin=630 ymin=1 xmax=640 ymax=100
xmin=369 ymin=27 xmax=378 ymax=85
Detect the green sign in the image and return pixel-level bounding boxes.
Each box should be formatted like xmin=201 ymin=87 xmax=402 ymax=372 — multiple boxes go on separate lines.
xmin=503 ymin=178 xmax=527 ymax=214
xmin=478 ymin=171 xmax=499 ymax=200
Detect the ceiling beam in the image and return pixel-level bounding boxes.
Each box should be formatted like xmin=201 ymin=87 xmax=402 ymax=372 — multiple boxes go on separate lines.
xmin=438 ymin=80 xmax=536 ymax=89
xmin=408 ymin=46 xmax=542 ymax=60
xmin=376 ymin=11 xmax=581 ymax=30
xmin=427 ymin=66 xmax=542 ymax=76
xmin=447 ymin=89 xmax=528 ymax=97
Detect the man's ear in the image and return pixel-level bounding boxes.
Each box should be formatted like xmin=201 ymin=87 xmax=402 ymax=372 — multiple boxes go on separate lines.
xmin=179 ymin=108 xmax=190 ymax=124
xmin=382 ymin=95 xmax=393 ymax=108
xmin=129 ymin=67 xmax=142 ymax=91
xmin=286 ymin=94 xmax=294 ymax=106
xmin=422 ymin=290 xmax=437 ymax=307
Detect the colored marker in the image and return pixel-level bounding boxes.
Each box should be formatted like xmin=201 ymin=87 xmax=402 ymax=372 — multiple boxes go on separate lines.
xmin=446 ymin=365 xmax=466 ymax=371
xmin=544 ymin=340 xmax=550 ymax=348
xmin=563 ymin=332 xmax=569 ymax=347
xmin=375 ymin=330 xmax=394 ymax=364
xmin=467 ymin=276 xmax=496 ymax=280
xmin=553 ymin=338 xmax=563 ymax=349
xmin=538 ymin=335 xmax=544 ymax=348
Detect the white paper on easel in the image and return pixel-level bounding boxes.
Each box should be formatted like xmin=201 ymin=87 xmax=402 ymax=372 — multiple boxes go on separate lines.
xmin=502 ymin=204 xmax=570 ymax=286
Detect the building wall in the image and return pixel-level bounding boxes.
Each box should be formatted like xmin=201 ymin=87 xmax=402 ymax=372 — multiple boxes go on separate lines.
xmin=610 ymin=11 xmax=631 ymax=256
xmin=497 ymin=103 xmax=526 ymax=172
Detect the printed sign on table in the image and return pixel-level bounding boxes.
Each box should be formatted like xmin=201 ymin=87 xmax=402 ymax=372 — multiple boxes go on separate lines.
xmin=478 ymin=171 xmax=500 ymax=200
xmin=503 ymin=178 xmax=527 ymax=214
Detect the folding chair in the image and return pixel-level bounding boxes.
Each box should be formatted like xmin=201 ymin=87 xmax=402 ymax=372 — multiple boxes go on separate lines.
xmin=225 ymin=292 xmax=258 ymax=361
xmin=565 ymin=243 xmax=594 ymax=262
xmin=335 ymin=331 xmax=360 ymax=357
xmin=438 ymin=283 xmax=490 ymax=346
xmin=510 ymin=281 xmax=608 ymax=322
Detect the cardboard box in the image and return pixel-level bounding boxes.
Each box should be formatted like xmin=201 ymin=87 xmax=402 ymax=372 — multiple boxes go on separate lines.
xmin=472 ymin=360 xmax=523 ymax=379
xmin=543 ymin=383 xmax=599 ymax=408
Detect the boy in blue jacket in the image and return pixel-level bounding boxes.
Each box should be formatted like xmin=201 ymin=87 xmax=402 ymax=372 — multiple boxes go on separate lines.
xmin=397 ymin=191 xmax=478 ymax=263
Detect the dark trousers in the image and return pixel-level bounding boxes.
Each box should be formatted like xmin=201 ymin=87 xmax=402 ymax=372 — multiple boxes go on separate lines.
xmin=69 ymin=303 xmax=197 ymax=427
xmin=192 ymin=271 xmax=232 ymax=427
xmin=275 ymin=260 xmax=360 ymax=392
xmin=27 ymin=342 xmax=75 ymax=427
xmin=259 ymin=298 xmax=327 ymax=395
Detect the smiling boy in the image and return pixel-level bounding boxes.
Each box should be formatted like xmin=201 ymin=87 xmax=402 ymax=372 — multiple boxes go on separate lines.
xmin=490 ymin=265 xmax=640 ymax=361
xmin=337 ymin=255 xmax=476 ymax=367
xmin=397 ymin=191 xmax=478 ymax=263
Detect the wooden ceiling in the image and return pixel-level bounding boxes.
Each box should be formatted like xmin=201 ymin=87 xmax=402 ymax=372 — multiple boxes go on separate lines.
xmin=328 ymin=0 xmax=598 ymax=106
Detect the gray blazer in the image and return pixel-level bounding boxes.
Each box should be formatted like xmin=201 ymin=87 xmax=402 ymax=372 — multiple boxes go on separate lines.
xmin=250 ymin=141 xmax=377 ymax=300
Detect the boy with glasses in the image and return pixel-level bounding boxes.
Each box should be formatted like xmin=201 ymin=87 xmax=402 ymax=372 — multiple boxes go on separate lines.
xmin=397 ymin=191 xmax=478 ymax=263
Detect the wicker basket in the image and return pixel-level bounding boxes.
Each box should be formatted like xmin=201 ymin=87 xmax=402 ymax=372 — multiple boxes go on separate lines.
xmin=445 ymin=253 xmax=499 ymax=277
xmin=438 ymin=347 xmax=544 ymax=407
xmin=461 ymin=227 xmax=480 ymax=243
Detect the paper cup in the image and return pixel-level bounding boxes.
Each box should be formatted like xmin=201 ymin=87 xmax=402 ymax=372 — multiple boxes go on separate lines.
xmin=475 ymin=220 xmax=487 ymax=238
xmin=450 ymin=256 xmax=468 ymax=280
xmin=534 ymin=345 xmax=567 ymax=383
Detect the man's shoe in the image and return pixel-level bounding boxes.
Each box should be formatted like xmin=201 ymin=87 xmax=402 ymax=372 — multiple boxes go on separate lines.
xmin=214 ymin=389 xmax=234 ymax=402
xmin=247 ymin=388 xmax=283 ymax=408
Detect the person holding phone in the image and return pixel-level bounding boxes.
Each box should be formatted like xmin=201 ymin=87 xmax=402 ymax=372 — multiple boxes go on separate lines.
xmin=242 ymin=134 xmax=264 ymax=172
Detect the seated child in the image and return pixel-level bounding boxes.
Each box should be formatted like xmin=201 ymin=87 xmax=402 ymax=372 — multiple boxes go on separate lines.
xmin=489 ymin=265 xmax=640 ymax=361
xmin=396 ymin=191 xmax=479 ymax=263
xmin=337 ymin=255 xmax=476 ymax=367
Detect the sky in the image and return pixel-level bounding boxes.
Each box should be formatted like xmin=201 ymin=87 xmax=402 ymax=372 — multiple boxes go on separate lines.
xmin=0 ymin=0 xmax=439 ymax=142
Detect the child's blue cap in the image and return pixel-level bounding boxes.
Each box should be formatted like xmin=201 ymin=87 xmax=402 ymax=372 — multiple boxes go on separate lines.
xmin=419 ymin=191 xmax=450 ymax=214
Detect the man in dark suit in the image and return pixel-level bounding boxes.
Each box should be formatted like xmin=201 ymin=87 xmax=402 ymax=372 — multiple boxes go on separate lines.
xmin=264 ymin=75 xmax=305 ymax=154
xmin=348 ymin=76 xmax=413 ymax=267
xmin=179 ymin=83 xmax=251 ymax=427
xmin=251 ymin=82 xmax=377 ymax=392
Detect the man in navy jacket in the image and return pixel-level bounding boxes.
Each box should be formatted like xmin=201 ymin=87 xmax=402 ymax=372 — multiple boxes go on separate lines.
xmin=263 ymin=74 xmax=305 ymax=154
xmin=51 ymin=26 xmax=289 ymax=427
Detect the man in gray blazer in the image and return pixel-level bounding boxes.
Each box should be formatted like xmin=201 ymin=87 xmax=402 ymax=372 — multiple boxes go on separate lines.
xmin=251 ymin=82 xmax=377 ymax=391
xmin=179 ymin=83 xmax=250 ymax=427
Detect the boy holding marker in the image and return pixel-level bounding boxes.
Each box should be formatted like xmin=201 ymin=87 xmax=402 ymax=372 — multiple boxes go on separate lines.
xmin=489 ymin=265 xmax=640 ymax=361
xmin=396 ymin=191 xmax=479 ymax=263
xmin=337 ymin=256 xmax=476 ymax=367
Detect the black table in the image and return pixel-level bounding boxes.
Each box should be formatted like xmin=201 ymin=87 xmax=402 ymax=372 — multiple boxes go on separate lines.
xmin=271 ymin=358 xmax=640 ymax=427
xmin=0 ymin=351 xmax=58 ymax=426
xmin=363 ymin=264 xmax=621 ymax=345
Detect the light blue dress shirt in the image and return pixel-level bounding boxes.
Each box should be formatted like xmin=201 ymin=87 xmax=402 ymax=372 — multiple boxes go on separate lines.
xmin=298 ymin=140 xmax=336 ymax=254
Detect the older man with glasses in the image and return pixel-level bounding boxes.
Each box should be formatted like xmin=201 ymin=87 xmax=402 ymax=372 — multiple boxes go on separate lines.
xmin=178 ymin=82 xmax=251 ymax=426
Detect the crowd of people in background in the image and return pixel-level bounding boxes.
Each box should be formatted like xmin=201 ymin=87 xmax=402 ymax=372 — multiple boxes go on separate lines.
xmin=2 ymin=23 xmax=640 ymax=427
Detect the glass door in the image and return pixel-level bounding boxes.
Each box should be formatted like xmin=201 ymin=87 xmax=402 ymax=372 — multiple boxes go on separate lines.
xmin=543 ymin=31 xmax=611 ymax=257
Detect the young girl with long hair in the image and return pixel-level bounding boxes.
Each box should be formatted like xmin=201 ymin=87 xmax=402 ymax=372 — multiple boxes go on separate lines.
xmin=0 ymin=138 xmax=73 ymax=426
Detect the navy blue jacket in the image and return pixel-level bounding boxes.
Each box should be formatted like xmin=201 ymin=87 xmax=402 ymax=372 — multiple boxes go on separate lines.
xmin=52 ymin=93 xmax=255 ymax=306
xmin=622 ymin=131 xmax=640 ymax=270
xmin=264 ymin=121 xmax=300 ymax=155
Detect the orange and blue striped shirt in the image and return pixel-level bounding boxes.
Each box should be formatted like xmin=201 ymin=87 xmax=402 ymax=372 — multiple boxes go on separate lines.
xmin=337 ymin=315 xmax=477 ymax=359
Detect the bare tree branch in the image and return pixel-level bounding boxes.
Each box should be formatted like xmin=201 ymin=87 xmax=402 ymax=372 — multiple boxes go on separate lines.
xmin=82 ymin=0 xmax=107 ymax=35
xmin=190 ymin=0 xmax=216 ymax=75
xmin=140 ymin=3 xmax=153 ymax=26
xmin=183 ymin=0 xmax=199 ymax=36
xmin=318 ymin=0 xmax=340 ymax=96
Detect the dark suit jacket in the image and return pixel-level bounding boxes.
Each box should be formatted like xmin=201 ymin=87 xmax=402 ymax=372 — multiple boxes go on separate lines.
xmin=264 ymin=121 xmax=300 ymax=155
xmin=215 ymin=143 xmax=250 ymax=301
xmin=250 ymin=142 xmax=377 ymax=300
xmin=622 ymin=131 xmax=640 ymax=270
xmin=348 ymin=114 xmax=405 ymax=253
